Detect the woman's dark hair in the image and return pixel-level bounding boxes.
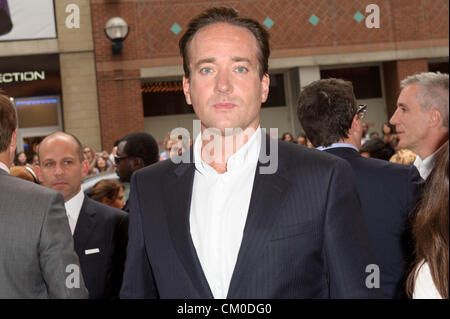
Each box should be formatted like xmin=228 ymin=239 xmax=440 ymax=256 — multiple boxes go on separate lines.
xmin=281 ymin=132 xmax=294 ymax=142
xmin=90 ymin=179 xmax=124 ymax=205
xmin=406 ymin=141 xmax=449 ymax=298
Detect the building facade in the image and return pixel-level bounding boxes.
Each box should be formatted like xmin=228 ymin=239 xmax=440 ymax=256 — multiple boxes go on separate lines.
xmin=1 ymin=0 xmax=448 ymax=153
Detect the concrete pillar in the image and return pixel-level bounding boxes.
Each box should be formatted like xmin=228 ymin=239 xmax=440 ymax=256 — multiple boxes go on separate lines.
xmin=54 ymin=0 xmax=102 ymax=151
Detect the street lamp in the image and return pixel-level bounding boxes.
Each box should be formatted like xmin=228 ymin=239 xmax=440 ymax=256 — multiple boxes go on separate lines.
xmin=104 ymin=17 xmax=129 ymax=54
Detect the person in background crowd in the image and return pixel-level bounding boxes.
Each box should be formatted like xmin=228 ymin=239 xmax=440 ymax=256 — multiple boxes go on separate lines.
xmin=406 ymin=141 xmax=448 ymax=299
xmin=382 ymin=123 xmax=395 ymax=143
xmin=121 ymin=6 xmax=378 ymax=299
xmin=0 ymin=90 xmax=88 ymax=298
xmin=94 ymin=156 xmax=109 ymax=174
xmin=29 ymin=153 xmax=39 ymax=166
xmin=13 ymin=151 xmax=27 ymax=166
xmin=296 ymin=133 xmax=307 ymax=146
xmin=159 ymin=132 xmax=172 ymax=161
xmin=297 ymin=78 xmax=421 ymax=298
xmin=361 ymin=122 xmax=371 ymax=145
xmin=369 ymin=131 xmax=380 ymax=139
xmin=115 ymin=132 xmax=159 ymax=211
xmin=36 ymin=132 xmax=128 ymax=299
xmin=389 ymin=149 xmax=417 ymax=166
xmin=83 ymin=146 xmax=97 ymax=176
xmin=109 ymin=140 xmax=120 ymax=168
xmin=359 ymin=137 xmax=395 ymax=161
xmin=281 ymin=132 xmax=294 ymax=142
xmin=90 ymin=179 xmax=126 ymax=210
xmin=390 ymin=72 xmax=449 ymax=180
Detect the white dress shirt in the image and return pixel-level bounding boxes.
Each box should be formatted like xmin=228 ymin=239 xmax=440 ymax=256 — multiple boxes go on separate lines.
xmin=189 ymin=128 xmax=261 ymax=299
xmin=0 ymin=161 xmax=9 ymax=174
xmin=413 ymin=260 xmax=443 ymax=299
xmin=64 ymin=189 xmax=85 ymax=235
xmin=413 ymin=144 xmax=445 ymax=180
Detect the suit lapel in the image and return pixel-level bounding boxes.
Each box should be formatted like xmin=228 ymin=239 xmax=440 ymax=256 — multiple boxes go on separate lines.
xmin=73 ymin=197 xmax=97 ymax=257
xmin=164 ymin=157 xmax=214 ymax=298
xmin=227 ymin=134 xmax=290 ymax=298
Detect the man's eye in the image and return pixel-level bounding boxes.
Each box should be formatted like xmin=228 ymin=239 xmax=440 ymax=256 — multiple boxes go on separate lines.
xmin=235 ymin=66 xmax=248 ymax=73
xmin=64 ymin=160 xmax=73 ymax=165
xmin=200 ymin=67 xmax=213 ymax=74
xmin=44 ymin=162 xmax=54 ymax=168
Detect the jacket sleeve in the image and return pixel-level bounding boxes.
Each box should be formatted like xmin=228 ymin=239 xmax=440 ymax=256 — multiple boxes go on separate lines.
xmin=39 ymin=191 xmax=89 ymax=298
xmin=323 ymin=159 xmax=382 ymax=298
xmin=120 ymin=172 xmax=158 ymax=299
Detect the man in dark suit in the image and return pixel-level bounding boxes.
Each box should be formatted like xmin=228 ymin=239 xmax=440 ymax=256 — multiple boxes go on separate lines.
xmin=0 ymin=91 xmax=88 ymax=298
xmin=120 ymin=7 xmax=379 ymax=299
xmin=36 ymin=132 xmax=128 ymax=299
xmin=297 ymin=78 xmax=422 ymax=298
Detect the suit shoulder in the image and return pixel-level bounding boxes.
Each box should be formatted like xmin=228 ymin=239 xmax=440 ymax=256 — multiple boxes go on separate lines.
xmin=134 ymin=158 xmax=178 ymax=180
xmin=277 ymin=141 xmax=347 ymax=169
xmin=356 ymin=156 xmax=416 ymax=176
xmin=0 ymin=174 xmax=62 ymax=199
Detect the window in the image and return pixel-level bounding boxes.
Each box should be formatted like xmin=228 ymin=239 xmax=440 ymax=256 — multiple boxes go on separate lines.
xmin=320 ymin=66 xmax=382 ymax=99
xmin=429 ymin=62 xmax=449 ymax=74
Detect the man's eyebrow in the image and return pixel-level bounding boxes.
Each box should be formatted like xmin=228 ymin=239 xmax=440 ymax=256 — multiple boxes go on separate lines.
xmin=231 ymin=56 xmax=252 ymax=65
xmin=194 ymin=58 xmax=216 ymax=68
xmin=397 ymin=102 xmax=408 ymax=108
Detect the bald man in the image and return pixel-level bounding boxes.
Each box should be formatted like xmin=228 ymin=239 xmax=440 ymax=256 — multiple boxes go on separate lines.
xmin=36 ymin=132 xmax=128 ymax=299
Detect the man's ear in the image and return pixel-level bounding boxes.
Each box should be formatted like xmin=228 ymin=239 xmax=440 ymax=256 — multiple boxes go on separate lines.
xmin=349 ymin=114 xmax=361 ymax=135
xmin=34 ymin=164 xmax=42 ymax=183
xmin=81 ymin=160 xmax=89 ymax=178
xmin=428 ymin=109 xmax=442 ymax=127
xmin=261 ymin=74 xmax=270 ymax=103
xmin=133 ymin=157 xmax=144 ymax=170
xmin=10 ymin=130 xmax=17 ymax=153
xmin=183 ymin=76 xmax=192 ymax=105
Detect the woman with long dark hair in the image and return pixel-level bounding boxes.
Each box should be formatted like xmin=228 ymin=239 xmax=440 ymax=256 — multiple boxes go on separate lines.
xmin=406 ymin=141 xmax=448 ymax=299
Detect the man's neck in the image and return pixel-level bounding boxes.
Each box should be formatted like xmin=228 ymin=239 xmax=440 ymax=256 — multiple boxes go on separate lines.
xmin=417 ymin=134 xmax=448 ymax=160
xmin=200 ymin=126 xmax=258 ymax=174
xmin=339 ymin=137 xmax=359 ymax=151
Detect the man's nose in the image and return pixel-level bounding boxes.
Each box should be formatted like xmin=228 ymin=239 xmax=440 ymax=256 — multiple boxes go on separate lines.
xmin=390 ymin=109 xmax=399 ymax=125
xmin=214 ymin=70 xmax=233 ymax=94
xmin=54 ymin=164 xmax=64 ymax=175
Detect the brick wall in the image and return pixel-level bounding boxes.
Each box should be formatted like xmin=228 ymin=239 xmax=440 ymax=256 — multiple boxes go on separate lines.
xmin=90 ymin=0 xmax=448 ymax=149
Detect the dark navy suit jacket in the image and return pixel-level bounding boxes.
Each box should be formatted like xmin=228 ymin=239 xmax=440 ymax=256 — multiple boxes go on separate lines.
xmin=74 ymin=197 xmax=128 ymax=299
xmin=120 ymin=136 xmax=381 ymax=298
xmin=325 ymin=147 xmax=422 ymax=298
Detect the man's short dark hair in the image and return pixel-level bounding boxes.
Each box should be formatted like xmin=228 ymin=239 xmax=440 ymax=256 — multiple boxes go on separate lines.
xmin=179 ymin=6 xmax=270 ymax=79
xmin=122 ymin=132 xmax=159 ymax=167
xmin=0 ymin=90 xmax=17 ymax=153
xmin=297 ymin=78 xmax=358 ymax=147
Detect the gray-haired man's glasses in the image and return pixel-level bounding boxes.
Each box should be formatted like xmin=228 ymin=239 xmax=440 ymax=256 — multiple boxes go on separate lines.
xmin=356 ymin=104 xmax=367 ymax=120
